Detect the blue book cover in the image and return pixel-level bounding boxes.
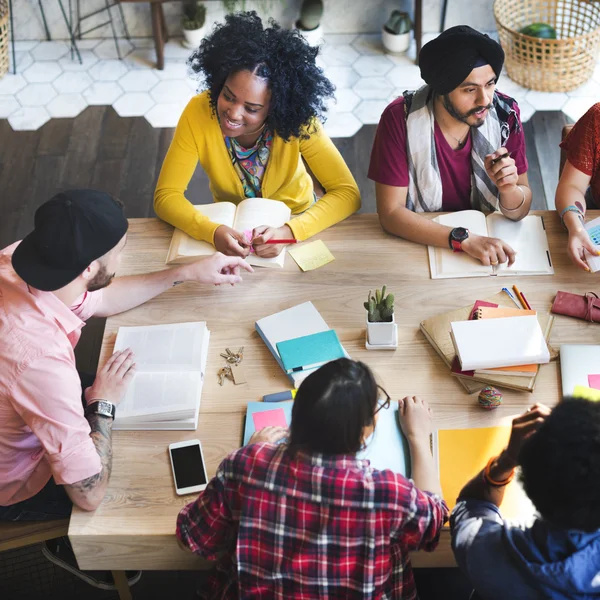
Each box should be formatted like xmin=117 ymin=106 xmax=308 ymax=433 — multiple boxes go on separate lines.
xmin=243 ymin=401 xmax=411 ymax=477
xmin=276 ymin=330 xmax=345 ymax=374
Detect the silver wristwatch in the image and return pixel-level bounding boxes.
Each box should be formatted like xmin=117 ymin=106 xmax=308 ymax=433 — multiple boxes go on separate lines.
xmin=84 ymin=400 xmax=116 ymax=420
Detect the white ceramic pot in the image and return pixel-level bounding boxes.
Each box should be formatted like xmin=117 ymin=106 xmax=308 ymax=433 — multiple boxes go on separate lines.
xmin=366 ymin=313 xmax=396 ymax=346
xmin=381 ymin=27 xmax=411 ymax=54
xmin=182 ymin=24 xmax=206 ymax=49
xmin=296 ymin=21 xmax=324 ymax=47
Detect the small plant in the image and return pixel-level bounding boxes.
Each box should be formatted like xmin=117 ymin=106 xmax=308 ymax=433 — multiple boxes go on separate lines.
xmin=384 ymin=10 xmax=411 ymax=36
xmin=364 ymin=286 xmax=395 ymax=323
xmin=299 ymin=0 xmax=324 ymax=31
xmin=183 ymin=1 xmax=206 ymax=30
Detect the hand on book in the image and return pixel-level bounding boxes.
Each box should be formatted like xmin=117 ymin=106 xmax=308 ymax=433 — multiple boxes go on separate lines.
xmin=85 ymin=349 xmax=136 ymax=406
xmin=461 ymin=233 xmax=516 ymax=267
xmin=252 ymin=224 xmax=295 ymax=258
xmin=567 ymin=227 xmax=598 ymax=271
xmin=484 ymin=148 xmax=518 ymax=190
xmin=214 ymin=225 xmax=251 ymax=258
xmin=503 ymin=403 xmax=551 ymax=468
xmin=248 ymin=426 xmax=288 ymax=445
xmin=182 ymin=253 xmax=254 ymax=286
xmin=397 ymin=396 xmax=433 ymax=446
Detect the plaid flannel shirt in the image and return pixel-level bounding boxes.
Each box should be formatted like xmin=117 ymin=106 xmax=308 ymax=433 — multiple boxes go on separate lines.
xmin=177 ymin=443 xmax=448 ymax=599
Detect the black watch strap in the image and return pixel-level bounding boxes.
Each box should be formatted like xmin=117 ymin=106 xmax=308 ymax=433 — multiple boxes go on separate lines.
xmin=84 ymin=400 xmax=116 ymax=420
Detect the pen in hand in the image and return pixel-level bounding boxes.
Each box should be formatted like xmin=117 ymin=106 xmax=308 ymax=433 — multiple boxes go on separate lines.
xmin=491 ymin=151 xmax=512 ymax=165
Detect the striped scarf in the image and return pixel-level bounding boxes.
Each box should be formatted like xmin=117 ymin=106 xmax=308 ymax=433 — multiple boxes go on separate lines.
xmin=403 ymin=85 xmax=518 ymax=213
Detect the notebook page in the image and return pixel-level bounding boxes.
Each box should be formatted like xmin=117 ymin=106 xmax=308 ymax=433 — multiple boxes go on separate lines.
xmin=487 ymin=213 xmax=553 ymax=275
xmin=431 ymin=210 xmax=492 ymax=277
xmin=114 ymin=322 xmax=207 ymax=372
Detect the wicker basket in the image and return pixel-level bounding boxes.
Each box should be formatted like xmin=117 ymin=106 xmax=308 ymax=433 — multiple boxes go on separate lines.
xmin=494 ymin=0 xmax=600 ymax=92
xmin=0 ymin=0 xmax=9 ymax=80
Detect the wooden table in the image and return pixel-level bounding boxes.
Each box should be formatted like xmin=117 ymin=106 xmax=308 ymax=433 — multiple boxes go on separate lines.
xmin=69 ymin=211 xmax=600 ymax=570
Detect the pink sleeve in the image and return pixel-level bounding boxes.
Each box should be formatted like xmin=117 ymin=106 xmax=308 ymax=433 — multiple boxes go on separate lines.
xmin=505 ymin=101 xmax=528 ymax=176
xmin=10 ymin=354 xmax=102 ymax=485
xmin=368 ymin=98 xmax=410 ymax=188
xmin=70 ymin=289 xmax=104 ymax=321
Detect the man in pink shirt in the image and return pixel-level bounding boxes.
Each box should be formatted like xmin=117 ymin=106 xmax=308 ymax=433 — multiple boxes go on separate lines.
xmin=0 ymin=189 xmax=251 ymax=588
xmin=369 ymin=26 xmax=532 ymax=268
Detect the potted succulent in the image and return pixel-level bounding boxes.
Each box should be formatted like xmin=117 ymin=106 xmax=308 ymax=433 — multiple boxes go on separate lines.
xmin=382 ymin=10 xmax=412 ymax=54
xmin=296 ymin=0 xmax=324 ymax=46
xmin=182 ymin=1 xmax=207 ymax=49
xmin=364 ymin=286 xmax=396 ymax=348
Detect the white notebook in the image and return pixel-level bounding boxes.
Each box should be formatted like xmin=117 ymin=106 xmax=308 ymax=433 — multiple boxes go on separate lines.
xmin=559 ymin=344 xmax=600 ymax=397
xmin=112 ymin=321 xmax=210 ymax=430
xmin=255 ymin=301 xmax=350 ymax=388
xmin=428 ymin=211 xmax=554 ymax=279
xmin=450 ymin=315 xmax=550 ymax=371
xmin=583 ymin=216 xmax=600 ymax=272
xmin=165 ymin=198 xmax=292 ymax=269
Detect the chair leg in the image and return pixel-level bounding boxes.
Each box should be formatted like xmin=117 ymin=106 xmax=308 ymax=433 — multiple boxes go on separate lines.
xmin=116 ymin=1 xmax=131 ymax=40
xmin=414 ymin=0 xmax=422 ymax=63
xmin=160 ymin=5 xmax=168 ymax=44
xmin=440 ymin=0 xmax=449 ymax=32
xmin=56 ymin=0 xmax=82 ymax=63
xmin=111 ymin=570 xmax=133 ymax=600
xmin=38 ymin=0 xmax=52 ymax=40
xmin=105 ymin=0 xmax=122 ymax=60
xmin=150 ymin=3 xmax=165 ymax=70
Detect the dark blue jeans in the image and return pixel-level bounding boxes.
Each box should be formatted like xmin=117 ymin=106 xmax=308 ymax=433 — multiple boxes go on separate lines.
xmin=0 ymin=477 xmax=72 ymax=521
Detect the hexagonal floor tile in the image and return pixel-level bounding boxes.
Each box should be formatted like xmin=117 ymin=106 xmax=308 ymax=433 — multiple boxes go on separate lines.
xmin=83 ymin=82 xmax=124 ymax=106
xmin=46 ymin=94 xmax=87 ymax=118
xmin=562 ymin=97 xmax=598 ymax=122
xmin=386 ymin=65 xmax=424 ymax=90
xmin=145 ymin=103 xmax=187 ymax=128
xmin=593 ymin=63 xmax=600 ymax=85
xmin=53 ymin=72 xmax=93 ymax=94
xmin=497 ymin=75 xmax=530 ymax=104
xmin=353 ymin=55 xmax=394 ymax=78
xmin=0 ymin=96 xmax=20 ymax=118
xmin=8 ymin=107 xmax=50 ymax=131
xmin=163 ymin=40 xmax=194 ymax=60
xmin=323 ymin=112 xmax=362 ymax=138
xmin=23 ymin=61 xmax=62 ymax=83
xmin=150 ymin=80 xmax=194 ymax=105
xmin=321 ymin=44 xmax=359 ymax=68
xmin=75 ymin=39 xmax=102 ymax=50
xmin=113 ymin=92 xmax=155 ymax=117
xmin=526 ymin=90 xmax=568 ymax=111
xmin=353 ymin=100 xmax=388 ymax=125
xmin=31 ymin=41 xmax=70 ymax=61
xmin=353 ymin=77 xmax=393 ymax=100
xmin=119 ymin=69 xmax=159 ymax=92
xmin=155 ymin=61 xmax=193 ymax=81
xmin=517 ymin=99 xmax=535 ymax=123
xmin=566 ymin=78 xmax=600 ymax=98
xmin=130 ymin=37 xmax=156 ymax=49
xmin=89 ymin=59 xmax=129 ymax=82
xmin=94 ymin=39 xmax=134 ymax=60
xmin=323 ymin=34 xmax=357 ymax=46
xmin=14 ymin=41 xmax=39 ymax=51
xmin=16 ymin=83 xmax=57 ymax=107
xmin=324 ymin=66 xmax=359 ymax=90
xmin=0 ymin=74 xmax=27 ymax=95
xmin=124 ymin=47 xmax=157 ymax=70
xmin=327 ymin=88 xmax=361 ymax=113
xmin=351 ymin=34 xmax=384 ymax=56
xmin=13 ymin=51 xmax=34 ymax=72
xmin=59 ymin=50 xmax=99 ymax=72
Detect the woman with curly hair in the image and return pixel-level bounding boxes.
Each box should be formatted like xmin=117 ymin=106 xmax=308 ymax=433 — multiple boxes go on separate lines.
xmin=154 ymin=12 xmax=360 ymax=259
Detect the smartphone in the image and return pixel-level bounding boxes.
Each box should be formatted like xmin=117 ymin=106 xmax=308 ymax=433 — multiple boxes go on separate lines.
xmin=168 ymin=440 xmax=208 ymax=495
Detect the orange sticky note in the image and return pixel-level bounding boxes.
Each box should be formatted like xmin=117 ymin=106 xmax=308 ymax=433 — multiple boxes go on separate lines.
xmin=588 ymin=375 xmax=600 ymax=390
xmin=253 ymin=409 xmax=287 ymax=431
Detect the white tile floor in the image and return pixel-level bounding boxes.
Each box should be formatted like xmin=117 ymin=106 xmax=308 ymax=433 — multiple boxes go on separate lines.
xmin=2 ymin=33 xmax=600 ymax=133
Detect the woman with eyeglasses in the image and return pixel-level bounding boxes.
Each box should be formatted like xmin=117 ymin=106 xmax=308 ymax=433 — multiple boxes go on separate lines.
xmin=176 ymin=358 xmax=447 ymax=599
xmin=154 ymin=11 xmax=360 ymax=261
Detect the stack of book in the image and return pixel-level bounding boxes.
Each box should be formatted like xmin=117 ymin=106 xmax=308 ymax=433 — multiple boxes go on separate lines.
xmin=420 ymin=293 xmax=555 ymax=393
xmin=111 ymin=321 xmax=210 ymax=430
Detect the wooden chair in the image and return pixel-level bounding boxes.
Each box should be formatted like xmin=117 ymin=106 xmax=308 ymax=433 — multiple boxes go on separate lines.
xmin=559 ymin=124 xmax=574 ymax=177
xmin=0 ymin=520 xmax=133 ymax=600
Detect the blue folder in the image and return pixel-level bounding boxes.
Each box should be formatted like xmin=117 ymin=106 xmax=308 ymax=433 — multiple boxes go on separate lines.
xmin=243 ymin=401 xmax=411 ymax=477
xmin=276 ymin=330 xmax=345 ymax=374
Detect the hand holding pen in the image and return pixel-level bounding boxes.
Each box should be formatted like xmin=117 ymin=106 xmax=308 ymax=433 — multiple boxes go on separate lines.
xmin=485 ymin=148 xmax=518 ymax=190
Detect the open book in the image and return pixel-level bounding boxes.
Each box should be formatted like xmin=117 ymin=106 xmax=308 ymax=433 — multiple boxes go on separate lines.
xmin=428 ymin=211 xmax=554 ymax=279
xmin=112 ymin=322 xmax=210 ymax=430
xmin=166 ymin=198 xmax=292 ymax=269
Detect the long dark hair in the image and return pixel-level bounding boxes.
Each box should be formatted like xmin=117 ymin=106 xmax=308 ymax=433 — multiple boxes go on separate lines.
xmin=287 ymin=359 xmax=378 ymax=456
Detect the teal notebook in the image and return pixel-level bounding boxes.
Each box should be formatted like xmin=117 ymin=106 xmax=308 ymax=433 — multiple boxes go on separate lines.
xmin=276 ymin=330 xmax=345 ymax=374
xmin=243 ymin=401 xmax=411 ymax=477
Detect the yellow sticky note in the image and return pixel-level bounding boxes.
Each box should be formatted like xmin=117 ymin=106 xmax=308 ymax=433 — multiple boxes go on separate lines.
xmin=572 ymin=385 xmax=600 ymax=401
xmin=288 ymin=240 xmax=334 ymax=272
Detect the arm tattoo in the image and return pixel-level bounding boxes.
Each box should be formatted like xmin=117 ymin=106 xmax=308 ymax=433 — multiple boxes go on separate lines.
xmin=71 ymin=415 xmax=113 ymax=494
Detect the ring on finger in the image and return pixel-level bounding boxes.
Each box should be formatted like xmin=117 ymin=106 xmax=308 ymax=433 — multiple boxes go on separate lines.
xmin=491 ymin=260 xmax=499 ymax=265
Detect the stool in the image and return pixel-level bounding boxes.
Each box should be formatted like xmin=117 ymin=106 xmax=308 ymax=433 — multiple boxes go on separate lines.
xmin=0 ymin=520 xmax=133 ymax=600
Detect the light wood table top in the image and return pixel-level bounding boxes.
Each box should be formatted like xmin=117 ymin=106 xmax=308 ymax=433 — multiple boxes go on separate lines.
xmin=69 ymin=211 xmax=600 ymax=570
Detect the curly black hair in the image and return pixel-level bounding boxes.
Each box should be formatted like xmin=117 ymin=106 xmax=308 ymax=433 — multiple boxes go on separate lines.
xmin=187 ymin=11 xmax=335 ymax=141
xmin=519 ymin=398 xmax=600 ymax=531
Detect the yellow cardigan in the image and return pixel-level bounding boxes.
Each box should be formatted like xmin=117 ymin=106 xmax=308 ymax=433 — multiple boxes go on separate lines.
xmin=154 ymin=92 xmax=361 ymax=244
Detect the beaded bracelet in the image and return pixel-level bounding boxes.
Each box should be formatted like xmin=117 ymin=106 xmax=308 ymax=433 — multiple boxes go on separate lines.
xmin=559 ymin=205 xmax=584 ymax=228
xmin=499 ymin=185 xmax=525 ymax=212
xmin=483 ymin=456 xmax=515 ymax=487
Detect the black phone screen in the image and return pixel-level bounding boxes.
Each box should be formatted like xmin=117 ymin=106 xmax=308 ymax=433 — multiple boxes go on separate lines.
xmin=171 ymin=444 xmax=207 ymax=489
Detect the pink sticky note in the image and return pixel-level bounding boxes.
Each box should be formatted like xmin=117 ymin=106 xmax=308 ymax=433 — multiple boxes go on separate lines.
xmin=588 ymin=374 xmax=600 ymax=390
xmin=253 ymin=408 xmax=287 ymax=431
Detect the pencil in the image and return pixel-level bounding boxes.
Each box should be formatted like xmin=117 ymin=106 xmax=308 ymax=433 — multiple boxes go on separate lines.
xmin=512 ymin=285 xmax=529 ymax=310
xmin=520 ymin=291 xmax=532 ymax=310
xmin=264 ymin=239 xmax=297 ymax=244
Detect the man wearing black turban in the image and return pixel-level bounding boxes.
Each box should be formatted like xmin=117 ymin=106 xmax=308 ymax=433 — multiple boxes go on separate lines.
xmin=369 ymin=26 xmax=532 ymax=269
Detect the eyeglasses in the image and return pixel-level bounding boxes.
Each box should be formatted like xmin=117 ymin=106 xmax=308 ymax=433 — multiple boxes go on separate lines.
xmin=374 ymin=385 xmax=391 ymax=415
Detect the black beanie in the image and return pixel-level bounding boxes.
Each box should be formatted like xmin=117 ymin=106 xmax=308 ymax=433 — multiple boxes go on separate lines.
xmin=419 ymin=26 xmax=505 ymax=95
